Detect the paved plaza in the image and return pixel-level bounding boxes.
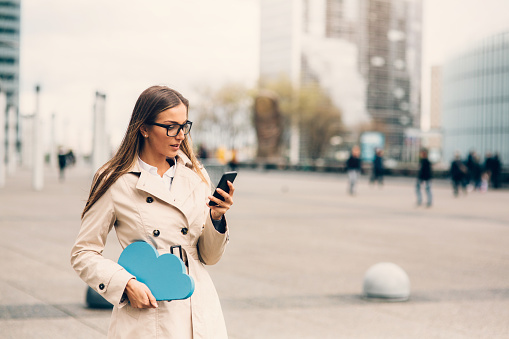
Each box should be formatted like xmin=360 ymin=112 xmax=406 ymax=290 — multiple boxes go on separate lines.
xmin=0 ymin=166 xmax=508 ymax=338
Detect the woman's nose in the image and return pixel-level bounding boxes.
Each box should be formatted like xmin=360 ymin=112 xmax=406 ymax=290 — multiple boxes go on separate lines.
xmin=176 ymin=128 xmax=185 ymax=139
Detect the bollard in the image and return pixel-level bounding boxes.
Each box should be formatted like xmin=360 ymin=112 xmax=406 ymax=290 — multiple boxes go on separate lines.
xmin=86 ymin=286 xmax=113 ymax=309
xmin=362 ymin=262 xmax=410 ymax=301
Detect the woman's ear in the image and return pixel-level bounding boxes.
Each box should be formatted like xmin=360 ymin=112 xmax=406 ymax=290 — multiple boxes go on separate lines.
xmin=140 ymin=125 xmax=149 ymax=138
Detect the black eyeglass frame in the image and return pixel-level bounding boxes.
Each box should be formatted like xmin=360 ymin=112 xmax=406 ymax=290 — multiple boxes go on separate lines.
xmin=148 ymin=121 xmax=193 ymax=137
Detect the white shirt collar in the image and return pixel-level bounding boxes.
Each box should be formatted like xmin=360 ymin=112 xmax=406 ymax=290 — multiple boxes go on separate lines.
xmin=138 ymin=157 xmax=176 ymax=179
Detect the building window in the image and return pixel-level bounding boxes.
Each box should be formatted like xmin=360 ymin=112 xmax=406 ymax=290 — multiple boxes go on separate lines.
xmin=371 ymin=56 xmax=385 ymax=67
xmin=0 ymin=14 xmax=17 ymax=21
xmin=387 ymin=29 xmax=405 ymax=42
xmin=0 ymin=2 xmax=19 ymax=8
xmin=393 ymin=87 xmax=405 ymax=99
xmin=394 ymin=59 xmax=405 ymax=70
xmin=0 ymin=73 xmax=14 ymax=80
xmin=0 ymin=57 xmax=15 ymax=64
xmin=0 ymin=27 xmax=17 ymax=34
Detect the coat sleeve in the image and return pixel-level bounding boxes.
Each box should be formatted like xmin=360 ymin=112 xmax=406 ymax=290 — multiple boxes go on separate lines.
xmin=70 ymin=188 xmax=134 ymax=307
xmin=196 ymin=166 xmax=229 ymax=265
xmin=197 ymin=213 xmax=229 ymax=265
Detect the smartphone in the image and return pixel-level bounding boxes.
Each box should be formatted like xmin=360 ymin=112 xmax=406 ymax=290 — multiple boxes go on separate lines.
xmin=209 ymin=171 xmax=237 ymax=206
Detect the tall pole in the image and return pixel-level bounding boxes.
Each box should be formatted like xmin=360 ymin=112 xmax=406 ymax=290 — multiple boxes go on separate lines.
xmin=0 ymin=91 xmax=6 ymax=187
xmin=32 ymin=85 xmax=43 ymax=191
xmin=289 ymin=116 xmax=300 ymax=165
xmin=92 ymin=91 xmax=107 ymax=173
xmin=7 ymin=106 xmax=16 ymax=175
xmin=21 ymin=113 xmax=33 ymax=169
xmin=49 ymin=112 xmax=56 ymax=169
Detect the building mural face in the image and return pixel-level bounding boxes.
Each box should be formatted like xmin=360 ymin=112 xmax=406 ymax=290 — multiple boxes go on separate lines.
xmin=259 ymin=0 xmax=422 ymax=161
xmin=253 ymin=91 xmax=284 ymax=160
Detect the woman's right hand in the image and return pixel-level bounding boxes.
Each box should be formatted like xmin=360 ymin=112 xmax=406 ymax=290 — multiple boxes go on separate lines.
xmin=125 ymin=278 xmax=158 ymax=308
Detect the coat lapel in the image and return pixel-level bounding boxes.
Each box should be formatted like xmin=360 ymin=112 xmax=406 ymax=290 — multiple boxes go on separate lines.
xmin=168 ymin=152 xmax=204 ymax=209
xmin=129 ymin=151 xmax=205 ymax=211
xmin=135 ymin=168 xmax=174 ymax=205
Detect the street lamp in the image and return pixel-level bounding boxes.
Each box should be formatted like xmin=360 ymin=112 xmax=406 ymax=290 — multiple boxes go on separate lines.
xmin=32 ymin=85 xmax=43 ymax=191
xmin=0 ymin=91 xmax=6 ymax=187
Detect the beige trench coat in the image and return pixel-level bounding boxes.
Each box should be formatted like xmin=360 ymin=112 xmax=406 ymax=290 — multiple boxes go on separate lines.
xmin=71 ymin=151 xmax=229 ymax=339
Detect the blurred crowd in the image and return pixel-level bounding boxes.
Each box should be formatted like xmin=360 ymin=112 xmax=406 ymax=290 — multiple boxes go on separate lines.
xmin=343 ymin=146 xmax=503 ymax=208
xmin=450 ymin=150 xmax=502 ymax=195
xmin=197 ymin=143 xmax=503 ymax=205
xmin=197 ymin=144 xmax=238 ymax=172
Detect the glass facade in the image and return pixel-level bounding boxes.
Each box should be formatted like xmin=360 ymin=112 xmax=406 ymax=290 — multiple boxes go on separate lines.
xmin=0 ymin=0 xmax=20 ymax=154
xmin=442 ymin=32 xmax=509 ymax=166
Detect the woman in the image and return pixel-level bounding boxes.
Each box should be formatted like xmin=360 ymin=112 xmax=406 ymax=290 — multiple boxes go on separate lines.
xmin=71 ymin=85 xmax=234 ymax=338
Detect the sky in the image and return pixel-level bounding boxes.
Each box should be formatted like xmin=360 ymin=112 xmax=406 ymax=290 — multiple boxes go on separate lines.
xmin=20 ymin=0 xmax=260 ymax=152
xmin=421 ymin=0 xmax=509 ymax=129
xmin=19 ymin=0 xmax=509 ymax=153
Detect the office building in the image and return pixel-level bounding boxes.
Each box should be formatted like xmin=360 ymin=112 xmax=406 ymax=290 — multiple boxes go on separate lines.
xmin=0 ymin=0 xmax=20 ymax=160
xmin=259 ymin=0 xmax=422 ymax=161
xmin=442 ymin=31 xmax=509 ymax=165
xmin=358 ymin=0 xmax=422 ymax=160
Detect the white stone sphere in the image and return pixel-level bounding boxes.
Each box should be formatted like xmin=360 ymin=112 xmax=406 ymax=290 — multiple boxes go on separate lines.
xmin=362 ymin=262 xmax=410 ymax=301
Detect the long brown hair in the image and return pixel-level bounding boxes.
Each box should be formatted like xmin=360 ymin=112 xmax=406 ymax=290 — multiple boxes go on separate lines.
xmin=82 ymin=85 xmax=206 ymax=218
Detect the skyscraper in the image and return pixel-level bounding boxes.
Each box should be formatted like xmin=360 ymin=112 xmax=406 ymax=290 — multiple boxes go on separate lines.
xmin=358 ymin=0 xmax=422 ymax=159
xmin=260 ymin=0 xmax=422 ymax=161
xmin=0 ymin=0 xmax=20 ymax=160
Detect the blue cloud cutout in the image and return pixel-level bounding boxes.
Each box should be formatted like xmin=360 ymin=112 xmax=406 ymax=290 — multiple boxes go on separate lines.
xmin=118 ymin=241 xmax=195 ymax=301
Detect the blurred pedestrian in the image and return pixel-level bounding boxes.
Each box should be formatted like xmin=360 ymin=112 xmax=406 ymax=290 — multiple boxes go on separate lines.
xmin=228 ymin=149 xmax=238 ymax=172
xmin=197 ymin=143 xmax=208 ymax=160
xmin=450 ymin=152 xmax=467 ymax=196
xmin=465 ymin=150 xmax=476 ymax=189
xmin=492 ymin=153 xmax=502 ymax=189
xmin=485 ymin=152 xmax=502 ymax=189
xmin=58 ymin=146 xmax=67 ymax=181
xmin=416 ymin=148 xmax=432 ymax=207
xmin=346 ymin=145 xmax=362 ymax=195
xmin=480 ymin=171 xmax=489 ymax=193
xmin=370 ymin=148 xmax=384 ymax=186
xmin=470 ymin=154 xmax=482 ymax=190
xmin=216 ymin=147 xmax=226 ymax=164
xmin=66 ymin=149 xmax=76 ymax=167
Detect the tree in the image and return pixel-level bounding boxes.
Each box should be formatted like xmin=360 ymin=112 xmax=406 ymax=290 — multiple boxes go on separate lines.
xmin=192 ymin=82 xmax=254 ymax=155
xmin=258 ymin=76 xmax=344 ymax=160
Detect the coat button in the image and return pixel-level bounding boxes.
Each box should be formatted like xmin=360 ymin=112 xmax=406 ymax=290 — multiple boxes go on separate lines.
xmin=99 ymin=283 xmax=105 ymax=290
xmin=181 ymin=227 xmax=188 ymax=235
xmin=146 ymin=197 xmax=154 ymax=203
xmin=153 ymin=229 xmax=160 ymax=237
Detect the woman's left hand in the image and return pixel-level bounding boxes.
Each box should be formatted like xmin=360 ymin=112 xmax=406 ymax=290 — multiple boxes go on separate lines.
xmin=207 ymin=181 xmax=235 ymax=220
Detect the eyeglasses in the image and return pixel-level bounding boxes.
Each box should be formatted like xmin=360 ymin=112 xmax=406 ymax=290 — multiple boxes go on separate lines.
xmin=148 ymin=121 xmax=193 ymax=137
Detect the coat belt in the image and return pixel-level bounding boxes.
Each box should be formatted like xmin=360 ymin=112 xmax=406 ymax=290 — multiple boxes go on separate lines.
xmin=162 ymin=245 xmax=198 ymax=265
xmin=181 ymin=245 xmax=199 ymax=263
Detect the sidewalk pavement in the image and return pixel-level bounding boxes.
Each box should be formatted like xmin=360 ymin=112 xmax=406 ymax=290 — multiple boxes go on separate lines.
xmin=0 ymin=166 xmax=508 ymax=338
